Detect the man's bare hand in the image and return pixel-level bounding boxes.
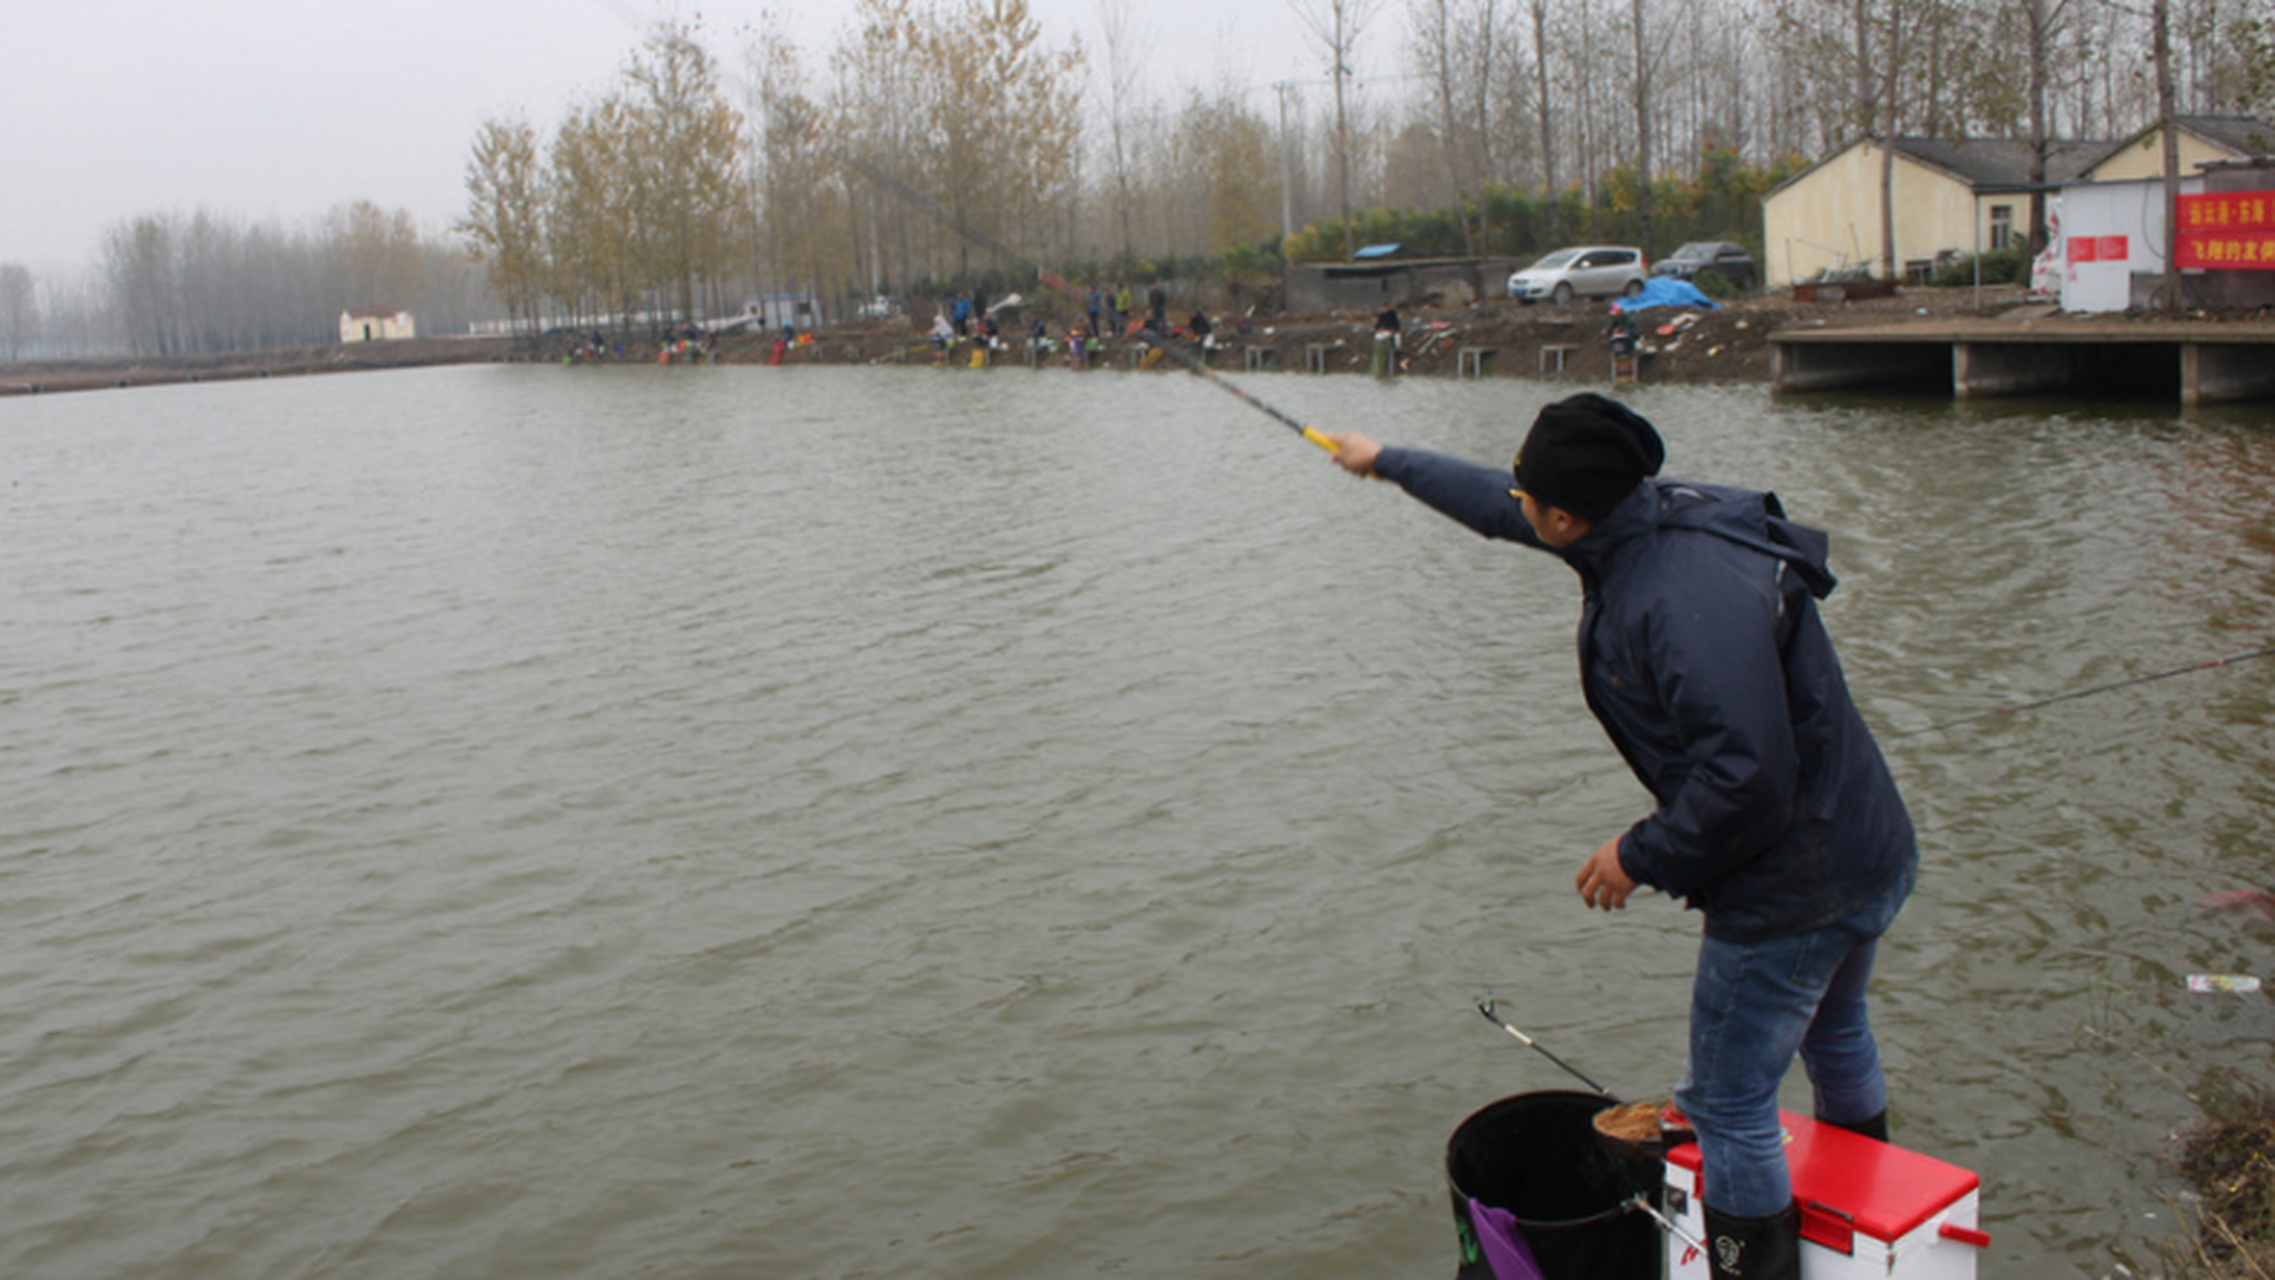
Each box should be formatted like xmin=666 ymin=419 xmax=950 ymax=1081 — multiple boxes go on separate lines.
xmin=1319 ymin=431 xmax=1381 ymax=477
xmin=1576 ymin=836 xmax=1639 ymax=911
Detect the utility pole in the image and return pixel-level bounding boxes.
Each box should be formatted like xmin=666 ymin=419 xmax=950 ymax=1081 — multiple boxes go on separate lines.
xmin=1286 ymin=0 xmax=1384 ymax=260
xmin=1269 ymin=72 xmax=1423 ymax=253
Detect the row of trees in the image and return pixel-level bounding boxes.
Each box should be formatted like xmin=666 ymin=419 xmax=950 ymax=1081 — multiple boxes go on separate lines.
xmin=720 ymin=0 xmax=2270 ymax=314
xmin=1329 ymin=0 xmax=2271 ymax=265
xmin=4 ymin=0 xmax=2270 ymax=359
xmin=0 ymin=203 xmax=492 ymax=362
xmin=462 ymin=20 xmax=752 ymax=337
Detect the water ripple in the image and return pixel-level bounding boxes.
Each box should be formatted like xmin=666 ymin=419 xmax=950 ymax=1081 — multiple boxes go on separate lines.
xmin=0 ymin=368 xmax=2266 ymax=1278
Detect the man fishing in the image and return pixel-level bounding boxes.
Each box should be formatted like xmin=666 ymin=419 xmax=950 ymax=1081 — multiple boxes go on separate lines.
xmin=1321 ymin=394 xmax=1918 ymax=1280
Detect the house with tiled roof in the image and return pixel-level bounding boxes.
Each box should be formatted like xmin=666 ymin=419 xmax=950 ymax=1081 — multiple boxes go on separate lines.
xmin=2085 ymin=115 xmax=2275 ymax=182
xmin=1759 ymin=116 xmax=2275 ymax=290
xmin=1760 ymin=135 xmax=2109 ymax=288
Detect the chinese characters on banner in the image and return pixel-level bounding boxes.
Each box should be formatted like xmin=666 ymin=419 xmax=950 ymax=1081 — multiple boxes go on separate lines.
xmin=2175 ymin=191 xmax=2275 ymax=269
xmin=2068 ymin=235 xmax=2129 ymax=263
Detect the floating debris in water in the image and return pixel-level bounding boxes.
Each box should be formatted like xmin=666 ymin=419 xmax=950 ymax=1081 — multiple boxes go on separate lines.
xmin=2187 ymin=974 xmax=2264 ymax=994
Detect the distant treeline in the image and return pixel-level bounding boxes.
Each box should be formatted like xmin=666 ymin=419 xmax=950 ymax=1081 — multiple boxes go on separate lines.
xmin=0 ymin=205 xmax=491 ymax=363
xmin=5 ymin=0 xmax=2266 ymax=360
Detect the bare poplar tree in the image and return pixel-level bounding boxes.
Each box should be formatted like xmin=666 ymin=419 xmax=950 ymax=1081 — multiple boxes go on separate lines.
xmin=0 ymin=264 xmax=35 ymax=361
xmin=1408 ymin=0 xmax=1500 ymax=253
xmin=832 ymin=0 xmax=931 ymax=292
xmin=978 ymin=0 xmax=1088 ymax=267
xmin=105 ymin=215 xmax=179 ymax=356
xmin=1575 ymin=0 xmax=1597 ymax=210
xmin=623 ymin=20 xmax=752 ymax=323
xmin=1172 ymin=79 xmax=1282 ymax=254
xmin=1288 ymin=0 xmax=1386 ymax=258
xmin=903 ymin=0 xmax=1086 ymax=279
xmin=2017 ymin=0 xmax=2076 ymax=254
xmin=749 ymin=30 xmax=837 ymax=310
xmin=548 ymin=94 xmax=643 ymax=328
xmin=1468 ymin=0 xmax=1500 ymax=248
xmin=2223 ymin=5 xmax=2275 ymax=115
xmin=1527 ymin=0 xmax=1561 ymax=243
xmin=1629 ymin=0 xmax=1656 ymax=250
xmin=460 ymin=117 xmax=548 ymax=336
xmin=1851 ymin=0 xmax=1920 ymax=281
xmin=325 ymin=202 xmax=426 ymax=322
xmin=1095 ymin=0 xmax=1156 ymax=260
xmin=2154 ymin=0 xmax=2184 ymax=313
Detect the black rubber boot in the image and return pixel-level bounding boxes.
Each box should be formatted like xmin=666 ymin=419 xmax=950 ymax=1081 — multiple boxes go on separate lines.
xmin=1702 ymin=1203 xmax=1801 ymax=1280
xmin=1819 ymin=1109 xmax=1889 ymax=1142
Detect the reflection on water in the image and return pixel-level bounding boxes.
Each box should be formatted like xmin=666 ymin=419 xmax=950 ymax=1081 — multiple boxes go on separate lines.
xmin=0 ymin=367 xmax=2268 ymax=1279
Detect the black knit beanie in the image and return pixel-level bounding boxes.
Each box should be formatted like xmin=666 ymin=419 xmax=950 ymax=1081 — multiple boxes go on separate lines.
xmin=1510 ymin=393 xmax=1667 ymax=520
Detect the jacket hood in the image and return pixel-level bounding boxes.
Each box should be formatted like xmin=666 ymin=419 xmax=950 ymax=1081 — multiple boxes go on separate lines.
xmin=1565 ymin=479 xmax=1838 ymax=599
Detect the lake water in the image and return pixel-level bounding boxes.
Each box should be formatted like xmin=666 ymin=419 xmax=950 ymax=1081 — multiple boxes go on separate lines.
xmin=1 ymin=363 xmax=2269 ymax=1279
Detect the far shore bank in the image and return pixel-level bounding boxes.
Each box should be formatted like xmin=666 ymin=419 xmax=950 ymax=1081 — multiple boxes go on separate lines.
xmin=0 ymin=335 xmax=526 ymax=397
xmin=10 ymin=285 xmax=2273 ymax=398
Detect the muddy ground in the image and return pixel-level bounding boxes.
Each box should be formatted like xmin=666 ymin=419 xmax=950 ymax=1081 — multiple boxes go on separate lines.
xmin=635 ymin=285 xmax=2047 ymax=383
xmin=9 ymin=284 xmax=2273 ymax=396
xmin=682 ymin=282 xmax=2275 ymax=384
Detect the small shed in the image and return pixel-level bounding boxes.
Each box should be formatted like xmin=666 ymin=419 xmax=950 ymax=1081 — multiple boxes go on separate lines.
xmin=1285 ymin=256 xmax=1518 ymax=313
xmin=339 ymin=307 xmax=415 ymax=343
xmin=2047 ymin=176 xmax=2203 ymax=311
xmin=746 ymin=292 xmax=823 ymax=331
xmin=2051 ymin=159 xmax=2275 ymax=311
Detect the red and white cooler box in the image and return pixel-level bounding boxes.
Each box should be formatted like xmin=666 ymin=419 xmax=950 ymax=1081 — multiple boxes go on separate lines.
xmin=1665 ymin=1112 xmax=1990 ymax=1280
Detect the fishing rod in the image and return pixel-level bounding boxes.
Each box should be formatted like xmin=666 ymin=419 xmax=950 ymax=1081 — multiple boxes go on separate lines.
xmin=1476 ymin=998 xmax=1615 ymax=1098
xmin=1626 ymin=1194 xmax=1706 ymax=1252
xmin=583 ymin=0 xmax=1341 ymax=456
xmin=1894 ymin=643 xmax=2275 ymax=738
xmin=1475 ymin=1004 xmax=1710 ymax=1251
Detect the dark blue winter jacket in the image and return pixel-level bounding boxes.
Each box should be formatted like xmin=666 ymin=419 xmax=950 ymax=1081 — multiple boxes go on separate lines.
xmin=1372 ymin=445 xmax=1917 ymax=942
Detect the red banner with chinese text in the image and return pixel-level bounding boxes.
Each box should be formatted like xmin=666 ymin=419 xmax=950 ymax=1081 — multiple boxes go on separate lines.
xmin=2068 ymin=235 xmax=2129 ymax=263
xmin=2175 ymin=191 xmax=2275 ymax=270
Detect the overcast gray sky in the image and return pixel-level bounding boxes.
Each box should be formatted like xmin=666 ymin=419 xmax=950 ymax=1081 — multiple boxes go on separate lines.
xmin=3 ymin=0 xmax=1388 ymax=277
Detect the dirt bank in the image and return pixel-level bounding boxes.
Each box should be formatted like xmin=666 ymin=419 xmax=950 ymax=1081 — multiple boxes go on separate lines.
xmin=642 ymin=282 xmax=2275 ymax=384
xmin=663 ymin=288 xmax=1983 ymax=384
xmin=11 ymin=286 xmax=2273 ymax=397
xmin=0 ymin=336 xmax=527 ymax=396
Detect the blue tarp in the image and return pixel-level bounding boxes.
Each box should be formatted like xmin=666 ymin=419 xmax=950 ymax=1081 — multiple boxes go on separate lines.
xmin=1611 ymin=277 xmax=1720 ymax=312
xmin=1352 ymin=243 xmax=1404 ymax=260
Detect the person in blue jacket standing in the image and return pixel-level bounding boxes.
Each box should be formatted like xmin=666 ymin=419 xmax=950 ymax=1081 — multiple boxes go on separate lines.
xmin=1322 ymin=394 xmax=1917 ymax=1280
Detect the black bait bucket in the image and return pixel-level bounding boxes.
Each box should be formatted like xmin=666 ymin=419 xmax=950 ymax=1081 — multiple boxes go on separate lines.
xmin=1444 ymin=1090 xmax=1663 ymax=1280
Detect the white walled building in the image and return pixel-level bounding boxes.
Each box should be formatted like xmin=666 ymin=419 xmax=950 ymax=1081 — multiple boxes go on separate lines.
xmin=339 ymin=307 xmax=416 ymax=343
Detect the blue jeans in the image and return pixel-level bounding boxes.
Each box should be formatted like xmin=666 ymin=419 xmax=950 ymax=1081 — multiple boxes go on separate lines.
xmin=1674 ymin=868 xmax=1913 ymax=1217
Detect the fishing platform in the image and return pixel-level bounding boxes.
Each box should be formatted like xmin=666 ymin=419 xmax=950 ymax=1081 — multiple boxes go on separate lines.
xmin=1769 ymin=316 xmax=2275 ymax=406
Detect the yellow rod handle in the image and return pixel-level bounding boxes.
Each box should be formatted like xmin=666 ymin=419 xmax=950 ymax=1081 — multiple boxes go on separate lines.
xmin=1301 ymin=427 xmax=1339 ymax=454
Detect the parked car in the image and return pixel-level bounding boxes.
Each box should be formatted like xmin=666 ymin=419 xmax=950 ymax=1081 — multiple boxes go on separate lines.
xmin=1651 ymin=241 xmax=1758 ymax=291
xmin=1505 ymin=246 xmax=1650 ymax=305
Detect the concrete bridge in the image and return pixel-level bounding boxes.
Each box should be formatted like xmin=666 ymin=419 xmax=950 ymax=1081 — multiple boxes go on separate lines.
xmin=1770 ymin=318 xmax=2275 ymax=406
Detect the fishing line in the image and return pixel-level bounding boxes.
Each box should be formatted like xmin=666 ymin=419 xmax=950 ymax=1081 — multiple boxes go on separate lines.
xmin=821 ymin=134 xmax=1337 ymax=452
xmin=1894 ymin=643 xmax=2275 ymax=738
xmin=581 ymin=0 xmax=1341 ymax=455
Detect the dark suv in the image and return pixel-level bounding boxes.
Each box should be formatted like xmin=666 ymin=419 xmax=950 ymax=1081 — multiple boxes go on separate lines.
xmin=1652 ymin=241 xmax=1758 ymax=292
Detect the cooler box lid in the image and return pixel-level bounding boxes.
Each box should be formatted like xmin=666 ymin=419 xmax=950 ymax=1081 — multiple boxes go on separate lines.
xmin=1667 ymin=1111 xmax=1980 ymax=1243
